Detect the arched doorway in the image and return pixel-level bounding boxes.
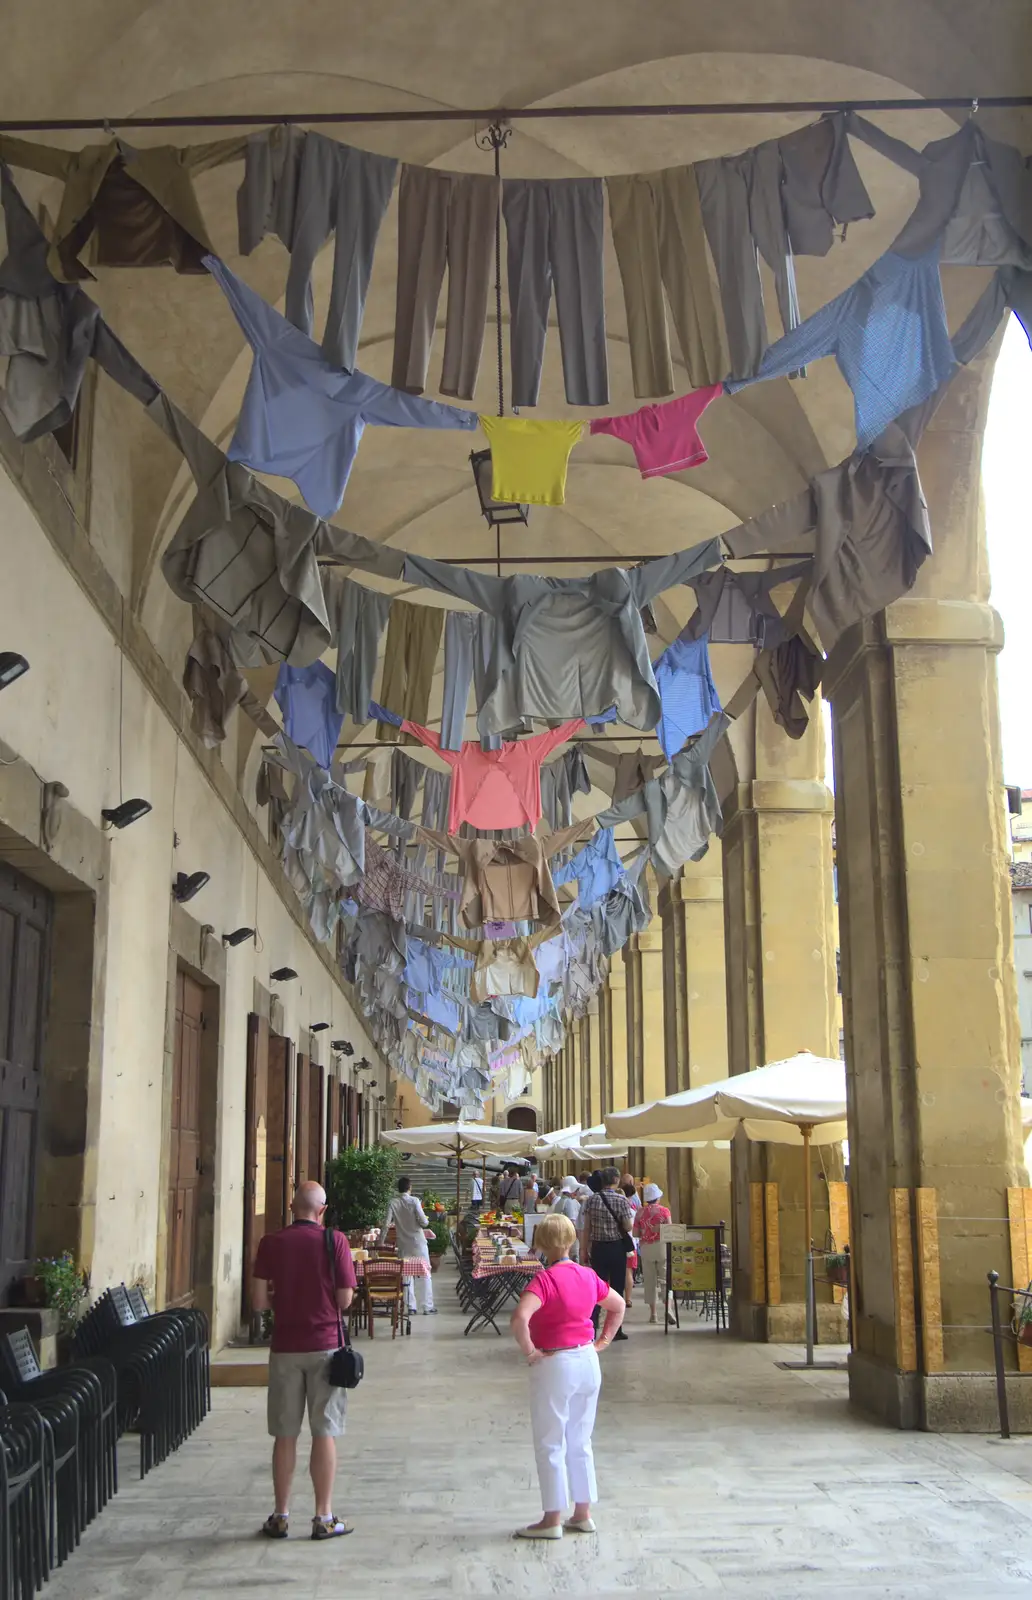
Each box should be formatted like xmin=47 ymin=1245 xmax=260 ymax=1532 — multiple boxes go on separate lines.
xmin=506 ymin=1105 xmax=538 ymax=1134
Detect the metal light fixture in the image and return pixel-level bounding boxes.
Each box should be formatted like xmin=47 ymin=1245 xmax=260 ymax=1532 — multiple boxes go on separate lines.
xmin=270 ymin=966 xmax=298 ymax=983
xmin=310 ymin=1021 xmax=330 ymax=1032
xmin=332 ymin=1040 xmax=354 ymax=1056
xmin=101 ymin=798 xmax=152 ymax=830
xmin=470 ymin=449 xmax=529 ymax=528
xmin=172 ymin=870 xmax=210 ymax=904
xmin=222 ymin=927 xmax=256 ymax=948
xmin=0 ymin=652 xmax=29 ymax=688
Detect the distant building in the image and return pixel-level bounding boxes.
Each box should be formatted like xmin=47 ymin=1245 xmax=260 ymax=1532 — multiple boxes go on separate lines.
xmin=1011 ymin=860 xmax=1032 ymax=1093
xmin=1011 ymin=789 xmax=1032 ymax=863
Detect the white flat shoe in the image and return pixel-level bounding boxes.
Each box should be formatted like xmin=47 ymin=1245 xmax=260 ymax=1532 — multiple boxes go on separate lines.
xmin=514 ymin=1523 xmax=563 ymax=1540
xmin=564 ymin=1517 xmax=596 ymax=1534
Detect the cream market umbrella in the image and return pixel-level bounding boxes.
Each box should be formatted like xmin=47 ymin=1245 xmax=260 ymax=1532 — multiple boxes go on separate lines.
xmin=381 ymin=1122 xmax=538 ymax=1212
xmin=605 ymin=1051 xmax=847 ymax=1254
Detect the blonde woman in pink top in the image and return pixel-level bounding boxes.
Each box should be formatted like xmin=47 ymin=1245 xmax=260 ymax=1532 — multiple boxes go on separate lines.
xmin=509 ymin=1213 xmax=626 ymax=1540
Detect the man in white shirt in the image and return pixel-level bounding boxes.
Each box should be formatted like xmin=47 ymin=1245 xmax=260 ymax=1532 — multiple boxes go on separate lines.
xmin=470 ymin=1170 xmax=484 ymax=1209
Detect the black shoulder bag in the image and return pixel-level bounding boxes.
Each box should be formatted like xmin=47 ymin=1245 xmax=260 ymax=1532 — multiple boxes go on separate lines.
xmin=325 ymin=1228 xmax=364 ymax=1389
xmin=600 ymin=1190 xmax=636 ymax=1256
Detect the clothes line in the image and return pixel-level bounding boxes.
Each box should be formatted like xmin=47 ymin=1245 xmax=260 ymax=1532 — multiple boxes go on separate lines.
xmin=316 ymin=552 xmax=814 ymax=567
xmin=1 ymin=95 xmax=1028 ymax=132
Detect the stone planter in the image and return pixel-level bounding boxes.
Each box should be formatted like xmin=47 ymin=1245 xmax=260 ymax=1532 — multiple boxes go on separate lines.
xmin=429 ymin=1254 xmax=444 ymax=1274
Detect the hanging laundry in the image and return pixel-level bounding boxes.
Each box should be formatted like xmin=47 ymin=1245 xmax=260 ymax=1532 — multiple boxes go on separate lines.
xmin=392 ymin=166 xmax=498 ymax=400
xmin=237 ymin=127 xmax=397 ymax=371
xmin=153 ymin=394 xmax=404 ymax=665
xmin=597 ymin=713 xmax=728 ymax=878
xmin=502 ymin=177 xmax=608 ymax=407
xmin=589 ymin=385 xmax=721 ymax=478
xmin=685 ymin=561 xmax=811 ymax=647
xmin=0 ymin=162 xmax=160 ymax=441
xmin=456 ymin=940 xmax=541 ymax=1003
xmin=399 ymin=719 xmax=584 ymax=833
xmin=540 ymin=746 xmax=591 ymax=830
xmin=334 ymin=578 xmax=393 ymax=722
xmin=721 ymin=418 xmax=934 ymax=653
xmin=778 ymin=114 xmax=876 ymax=258
xmin=402 ymin=537 xmax=723 ymax=733
xmin=654 ymin=630 xmax=723 ymax=760
xmin=552 ymin=828 xmax=626 ymax=909
xmin=591 ymin=853 xmax=652 ymax=958
xmin=952 ymin=264 xmax=1032 ymax=366
xmin=356 ymin=836 xmax=459 ymax=922
xmin=479 ymin=415 xmax=586 ymax=505
xmin=183 ymin=624 xmax=276 ymax=748
xmin=204 ymin=256 xmax=478 ymax=518
xmin=375 ymin=600 xmax=444 ymax=742
xmin=420 ymin=819 xmax=595 ymax=930
xmin=725 ymin=245 xmax=956 ymax=451
xmin=440 ymin=611 xmax=509 ymax=751
xmin=274 ymin=660 xmax=344 ymax=768
xmin=755 ymin=635 xmax=823 ymax=740
xmin=605 ymin=166 xmax=725 ymax=399
xmin=0 ymin=133 xmax=246 ymax=281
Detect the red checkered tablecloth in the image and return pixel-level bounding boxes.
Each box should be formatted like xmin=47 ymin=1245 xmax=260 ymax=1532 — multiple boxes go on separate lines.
xmin=356 ymin=1257 xmax=430 ymax=1279
xmin=471 ymin=1257 xmax=542 ymax=1281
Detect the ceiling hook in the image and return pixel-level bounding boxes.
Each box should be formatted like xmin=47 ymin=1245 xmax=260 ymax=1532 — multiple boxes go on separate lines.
xmin=970 ymin=97 xmax=979 ymax=118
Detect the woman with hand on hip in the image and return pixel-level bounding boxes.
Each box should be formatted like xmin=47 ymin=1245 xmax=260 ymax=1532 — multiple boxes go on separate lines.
xmin=509 ymin=1213 xmax=625 ymax=1540
xmin=633 ymin=1183 xmax=673 ymax=1325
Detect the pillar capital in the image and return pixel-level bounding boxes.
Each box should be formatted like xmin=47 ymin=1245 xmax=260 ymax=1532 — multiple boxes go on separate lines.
xmin=825 ymin=599 xmax=1004 ymax=699
xmin=636 ymin=927 xmax=664 ymax=955
xmin=725 ymin=778 xmax=834 ymax=828
xmin=607 ymin=963 xmax=627 ymax=992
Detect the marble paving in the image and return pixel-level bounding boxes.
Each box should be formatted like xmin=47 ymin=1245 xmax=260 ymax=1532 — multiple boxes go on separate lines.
xmin=39 ymin=1275 xmax=1032 ymax=1598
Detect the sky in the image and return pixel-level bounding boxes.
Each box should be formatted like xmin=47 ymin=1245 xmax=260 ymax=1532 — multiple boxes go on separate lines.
xmin=983 ymin=316 xmax=1032 ymax=788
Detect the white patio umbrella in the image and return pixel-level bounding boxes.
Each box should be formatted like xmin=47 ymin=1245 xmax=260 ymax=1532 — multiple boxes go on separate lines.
xmin=381 ymin=1121 xmax=538 ymax=1211
xmin=605 ymin=1051 xmax=847 ymax=1253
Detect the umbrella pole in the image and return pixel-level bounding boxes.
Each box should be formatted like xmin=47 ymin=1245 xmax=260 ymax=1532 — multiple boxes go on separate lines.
xmin=456 ymin=1142 xmax=462 ymax=1217
xmin=802 ymin=1123 xmax=814 ymax=1364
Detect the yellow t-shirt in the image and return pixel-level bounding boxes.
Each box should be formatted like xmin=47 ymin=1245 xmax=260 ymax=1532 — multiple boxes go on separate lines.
xmin=479 ymin=415 xmax=586 ymax=506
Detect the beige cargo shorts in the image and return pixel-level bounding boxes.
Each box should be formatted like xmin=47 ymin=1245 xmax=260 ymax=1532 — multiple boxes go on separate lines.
xmin=267 ymin=1349 xmax=348 ymax=1438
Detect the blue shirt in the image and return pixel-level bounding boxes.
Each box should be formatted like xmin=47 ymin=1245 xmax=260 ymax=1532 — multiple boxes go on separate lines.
xmin=553 ymin=827 xmax=626 ymax=909
xmin=205 ymin=256 xmax=479 ymax=518
xmin=727 ymin=246 xmax=956 ymax=449
xmin=654 ymin=631 xmax=722 ymax=761
xmin=274 ymin=660 xmax=343 ymax=769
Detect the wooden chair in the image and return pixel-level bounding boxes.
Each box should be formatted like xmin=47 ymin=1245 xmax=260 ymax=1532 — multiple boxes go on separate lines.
xmin=361 ymin=1260 xmax=405 ymax=1339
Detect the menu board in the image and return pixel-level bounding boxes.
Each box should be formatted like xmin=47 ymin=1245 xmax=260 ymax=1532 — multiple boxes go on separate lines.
xmin=667 ymin=1229 xmax=718 ymax=1293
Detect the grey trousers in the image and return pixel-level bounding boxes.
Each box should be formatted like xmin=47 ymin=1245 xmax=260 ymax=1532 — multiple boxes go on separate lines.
xmin=392 ymin=166 xmax=498 ymax=399
xmin=606 ymin=167 xmax=725 ymax=398
xmin=335 ymin=578 xmax=393 ymax=721
xmin=238 ymin=128 xmax=397 ymax=371
xmin=503 ymin=177 xmax=608 ymax=407
xmin=441 ymin=611 xmax=504 ymax=751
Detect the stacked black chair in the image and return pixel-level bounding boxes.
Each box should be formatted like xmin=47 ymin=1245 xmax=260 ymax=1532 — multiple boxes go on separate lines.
xmin=126 ymin=1288 xmax=210 ymax=1429
xmin=0 ymin=1398 xmax=50 ymax=1600
xmin=0 ymin=1330 xmax=117 ymax=1538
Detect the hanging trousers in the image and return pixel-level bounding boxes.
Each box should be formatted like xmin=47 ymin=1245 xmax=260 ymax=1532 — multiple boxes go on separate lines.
xmin=376 ymin=599 xmax=443 ymax=742
xmin=335 ymin=578 xmax=393 ymax=721
xmin=503 ymin=177 xmax=609 ymax=408
xmin=392 ymin=166 xmax=498 ymax=399
xmin=238 ymin=130 xmax=397 ymax=372
xmin=440 ymin=611 xmax=506 ymax=751
xmin=606 ymin=167 xmax=726 ymax=398
xmin=528 ymin=1345 xmax=601 ymax=1513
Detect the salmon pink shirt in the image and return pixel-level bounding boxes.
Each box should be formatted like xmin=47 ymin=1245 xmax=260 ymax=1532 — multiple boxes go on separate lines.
xmin=400 ymin=718 xmax=584 ymax=834
xmin=523 ymin=1260 xmax=610 ymax=1349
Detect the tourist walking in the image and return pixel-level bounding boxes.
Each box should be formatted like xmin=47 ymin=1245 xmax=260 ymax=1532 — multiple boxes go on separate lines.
xmin=549 ymin=1177 xmax=583 ymax=1260
xmin=580 ymin=1166 xmax=635 ymax=1339
xmin=633 ymin=1182 xmax=674 ymax=1324
xmin=498 ymin=1165 xmax=525 ymax=1213
xmin=251 ymin=1181 xmax=357 ymax=1541
xmin=620 ymin=1177 xmax=641 ymax=1304
xmin=381 ymin=1175 xmax=436 ymax=1314
xmin=509 ymin=1213 xmax=626 ymax=1539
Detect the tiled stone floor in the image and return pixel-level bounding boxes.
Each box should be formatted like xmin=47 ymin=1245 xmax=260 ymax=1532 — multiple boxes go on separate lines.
xmin=41 ymin=1275 xmax=1032 ymax=1598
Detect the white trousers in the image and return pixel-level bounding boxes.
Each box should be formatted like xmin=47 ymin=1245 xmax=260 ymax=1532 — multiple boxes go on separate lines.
xmin=406 ymin=1267 xmax=435 ymax=1312
xmin=640 ymin=1240 xmax=669 ymax=1310
xmin=528 ymin=1345 xmax=601 ymax=1513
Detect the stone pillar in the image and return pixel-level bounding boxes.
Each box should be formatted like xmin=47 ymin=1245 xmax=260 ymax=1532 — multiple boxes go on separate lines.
xmin=722 ymin=695 xmax=840 ymax=1340
xmin=620 ymin=926 xmax=666 ymax=1181
xmin=607 ymin=963 xmax=629 ymax=1114
xmin=659 ymin=849 xmax=731 ymax=1225
xmin=584 ymin=1001 xmax=602 ymax=1131
xmin=828 ymin=343 xmax=1027 ymax=1429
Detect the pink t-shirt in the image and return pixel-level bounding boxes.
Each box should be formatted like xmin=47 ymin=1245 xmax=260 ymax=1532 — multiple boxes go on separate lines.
xmin=400 ymin=719 xmax=584 ymax=834
xmin=523 ymin=1261 xmax=610 ymax=1350
xmin=590 ymin=385 xmax=722 ymax=479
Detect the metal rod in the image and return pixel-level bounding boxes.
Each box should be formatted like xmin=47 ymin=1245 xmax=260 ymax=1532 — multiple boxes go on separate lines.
xmin=988 ymin=1271 xmax=1011 ymax=1440
xmin=317 ymin=553 xmax=814 ymax=567
xmin=805 ymin=1251 xmax=816 ymax=1367
xmin=1 ymin=96 xmax=1027 ymax=133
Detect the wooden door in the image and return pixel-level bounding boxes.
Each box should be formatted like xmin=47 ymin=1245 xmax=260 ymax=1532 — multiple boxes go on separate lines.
xmin=0 ymin=863 xmax=51 ymax=1303
xmin=265 ymin=1034 xmax=293 ymax=1233
xmin=295 ymin=1051 xmax=310 ymax=1186
xmin=242 ymin=1013 xmax=269 ymax=1321
xmin=166 ymin=970 xmax=204 ymax=1307
xmin=325 ymin=1077 xmax=341 ymax=1166
xmin=309 ymin=1062 xmax=324 ymax=1183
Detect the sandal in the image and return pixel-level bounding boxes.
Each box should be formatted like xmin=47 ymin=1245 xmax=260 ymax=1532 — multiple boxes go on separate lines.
xmin=260 ymin=1513 xmax=289 ymax=1539
xmin=312 ymin=1515 xmax=353 ymax=1540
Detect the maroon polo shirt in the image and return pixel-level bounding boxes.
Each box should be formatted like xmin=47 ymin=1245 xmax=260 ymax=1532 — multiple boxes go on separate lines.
xmin=253 ymin=1221 xmax=357 ymax=1354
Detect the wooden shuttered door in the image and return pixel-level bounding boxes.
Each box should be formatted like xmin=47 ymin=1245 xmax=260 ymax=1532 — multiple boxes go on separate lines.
xmin=0 ymin=863 xmax=52 ymax=1303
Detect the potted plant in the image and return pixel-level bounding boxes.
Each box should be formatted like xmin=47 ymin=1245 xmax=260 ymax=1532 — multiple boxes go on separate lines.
xmin=421 ymin=1190 xmax=450 ymax=1272
xmin=325 ymin=1143 xmax=401 ymax=1233
xmin=824 ymin=1251 xmax=850 ymax=1288
xmin=34 ymin=1252 xmax=88 ymax=1356
xmin=1018 ymin=1297 xmax=1032 ymax=1347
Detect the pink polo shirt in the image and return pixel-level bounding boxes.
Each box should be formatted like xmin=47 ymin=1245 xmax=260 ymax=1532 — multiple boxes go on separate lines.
xmin=400 ymin=719 xmax=584 ymax=833
xmin=523 ymin=1261 xmax=610 ymax=1350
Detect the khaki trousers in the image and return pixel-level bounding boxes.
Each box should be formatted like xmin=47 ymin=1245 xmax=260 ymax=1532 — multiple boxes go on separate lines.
xmin=376 ymin=598 xmax=444 ymax=742
xmin=606 ymin=167 xmax=726 ymax=399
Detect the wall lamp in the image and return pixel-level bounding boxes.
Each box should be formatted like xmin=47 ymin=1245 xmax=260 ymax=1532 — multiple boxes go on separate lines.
xmin=222 ymin=927 xmax=256 ymax=948
xmin=172 ymin=870 xmax=210 ymax=904
xmin=101 ymin=798 xmax=152 ymax=830
xmin=332 ymin=1040 xmax=354 ymax=1056
xmin=0 ymin=652 xmax=29 ymax=689
xmin=270 ymin=966 xmax=298 ymax=982
xmin=310 ymin=1021 xmax=330 ymax=1032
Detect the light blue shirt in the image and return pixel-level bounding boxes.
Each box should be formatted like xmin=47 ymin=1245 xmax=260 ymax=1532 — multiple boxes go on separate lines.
xmin=654 ymin=631 xmax=723 ymax=761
